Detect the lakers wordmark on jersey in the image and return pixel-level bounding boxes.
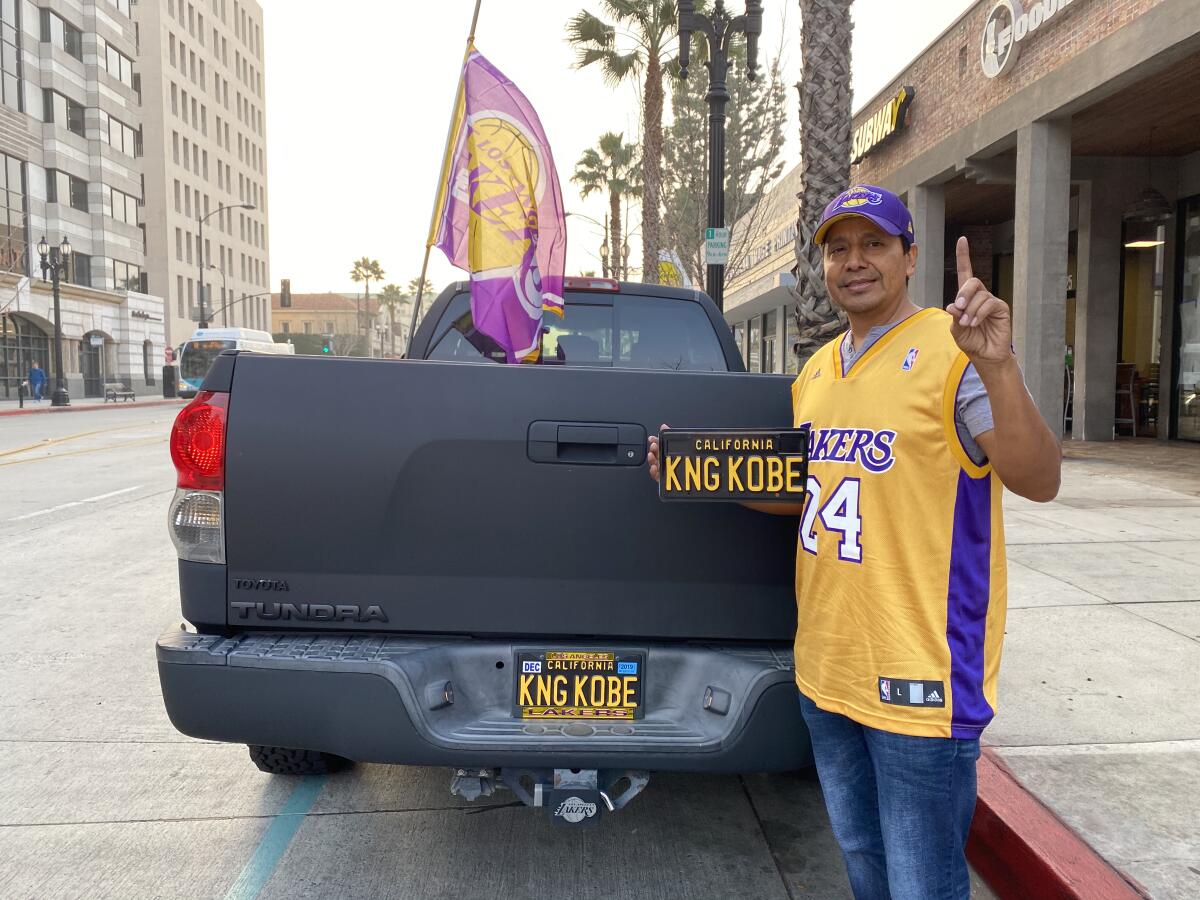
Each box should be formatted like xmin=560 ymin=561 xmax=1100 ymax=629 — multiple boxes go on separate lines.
xmin=791 ymin=308 xmax=1007 ymax=740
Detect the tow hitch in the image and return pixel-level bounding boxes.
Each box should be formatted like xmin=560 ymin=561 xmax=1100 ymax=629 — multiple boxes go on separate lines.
xmin=448 ymin=767 xmax=650 ymax=824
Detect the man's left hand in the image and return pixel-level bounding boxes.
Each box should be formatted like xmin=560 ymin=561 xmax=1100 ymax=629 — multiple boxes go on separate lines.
xmin=949 ymin=236 xmax=1014 ymax=366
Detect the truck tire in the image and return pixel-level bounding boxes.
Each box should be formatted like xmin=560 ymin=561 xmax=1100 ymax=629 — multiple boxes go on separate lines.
xmin=247 ymin=744 xmax=352 ymax=775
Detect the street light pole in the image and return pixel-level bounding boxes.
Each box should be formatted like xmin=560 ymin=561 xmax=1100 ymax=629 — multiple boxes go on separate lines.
xmin=206 ymin=264 xmax=227 ymax=325
xmin=677 ymin=0 xmax=763 ymax=311
xmin=198 ymin=202 xmax=255 ymax=328
xmin=37 ymin=236 xmax=72 ymax=407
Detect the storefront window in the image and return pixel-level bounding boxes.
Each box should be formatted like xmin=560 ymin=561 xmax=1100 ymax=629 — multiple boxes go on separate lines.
xmin=1176 ymin=197 xmax=1200 ymax=442
xmin=785 ymin=312 xmax=799 ymax=375
xmin=0 ymin=312 xmax=49 ymax=398
xmin=1119 ymin=222 xmax=1165 ymax=437
xmin=732 ymin=323 xmax=746 ymax=366
xmin=748 ymin=316 xmax=761 ymax=372
xmin=763 ymin=310 xmax=777 ymax=374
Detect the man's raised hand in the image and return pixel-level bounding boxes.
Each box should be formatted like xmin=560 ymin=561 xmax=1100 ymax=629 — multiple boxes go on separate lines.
xmin=948 ymin=236 xmax=1014 ymax=366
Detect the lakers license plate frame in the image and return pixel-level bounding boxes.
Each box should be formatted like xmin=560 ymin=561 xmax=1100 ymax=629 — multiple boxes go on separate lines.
xmin=514 ymin=650 xmax=645 ymax=720
xmin=657 ymin=427 xmax=810 ymax=503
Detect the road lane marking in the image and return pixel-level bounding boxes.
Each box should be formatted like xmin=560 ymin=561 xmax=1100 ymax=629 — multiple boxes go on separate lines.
xmin=224 ymin=776 xmax=328 ymax=900
xmin=0 ymin=435 xmax=166 ymax=466
xmin=0 ymin=418 xmax=170 ymax=457
xmin=8 ymin=485 xmax=144 ymax=521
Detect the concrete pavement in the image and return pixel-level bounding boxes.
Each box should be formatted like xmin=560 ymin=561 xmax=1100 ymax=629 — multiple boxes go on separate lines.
xmin=987 ymin=439 xmax=1200 ymax=899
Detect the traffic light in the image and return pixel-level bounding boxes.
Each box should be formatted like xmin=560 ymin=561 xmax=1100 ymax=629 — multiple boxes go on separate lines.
xmin=280 ymin=278 xmax=291 ymax=307
xmin=321 ymin=334 xmax=333 ymax=355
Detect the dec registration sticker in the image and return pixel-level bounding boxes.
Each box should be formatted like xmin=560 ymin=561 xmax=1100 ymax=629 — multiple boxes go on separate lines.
xmin=658 ymin=428 xmax=809 ymax=503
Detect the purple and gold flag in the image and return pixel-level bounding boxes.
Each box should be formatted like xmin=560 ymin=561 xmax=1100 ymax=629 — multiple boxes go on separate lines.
xmin=432 ymin=48 xmax=566 ymax=363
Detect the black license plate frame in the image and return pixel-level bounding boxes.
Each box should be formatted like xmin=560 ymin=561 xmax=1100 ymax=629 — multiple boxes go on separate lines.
xmin=657 ymin=427 xmax=810 ymax=503
xmin=513 ymin=649 xmax=646 ymax=720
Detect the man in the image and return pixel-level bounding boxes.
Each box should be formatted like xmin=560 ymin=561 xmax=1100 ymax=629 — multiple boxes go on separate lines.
xmin=28 ymin=362 xmax=46 ymax=402
xmin=648 ymin=185 xmax=1060 ymax=899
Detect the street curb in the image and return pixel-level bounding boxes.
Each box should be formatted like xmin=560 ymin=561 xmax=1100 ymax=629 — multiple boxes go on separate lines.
xmin=0 ymin=398 xmax=185 ymax=417
xmin=967 ymin=748 xmax=1151 ymax=900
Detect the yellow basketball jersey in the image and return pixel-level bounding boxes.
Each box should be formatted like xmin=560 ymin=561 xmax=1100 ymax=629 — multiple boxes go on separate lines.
xmin=791 ymin=308 xmax=1007 ymax=739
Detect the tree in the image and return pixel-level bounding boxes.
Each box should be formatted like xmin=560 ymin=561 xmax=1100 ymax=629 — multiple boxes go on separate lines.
xmin=377 ymin=283 xmax=406 ymax=357
xmin=350 ymin=257 xmax=385 ymax=339
xmin=662 ymin=36 xmax=788 ymax=290
xmin=407 ymin=276 xmax=433 ymax=299
xmin=567 ymin=1 xmax=676 ymax=284
xmin=573 ymin=132 xmax=639 ymax=280
xmin=792 ymin=0 xmax=852 ymax=362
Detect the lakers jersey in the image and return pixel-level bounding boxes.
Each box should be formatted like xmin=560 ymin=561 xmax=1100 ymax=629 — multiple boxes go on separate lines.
xmin=791 ymin=308 xmax=1007 ymax=739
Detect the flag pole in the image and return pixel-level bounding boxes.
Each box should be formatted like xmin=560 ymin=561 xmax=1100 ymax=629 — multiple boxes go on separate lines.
xmin=406 ymin=0 xmax=482 ymax=357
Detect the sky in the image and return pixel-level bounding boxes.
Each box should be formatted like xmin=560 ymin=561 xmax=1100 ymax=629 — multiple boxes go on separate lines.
xmin=259 ymin=0 xmax=975 ymax=295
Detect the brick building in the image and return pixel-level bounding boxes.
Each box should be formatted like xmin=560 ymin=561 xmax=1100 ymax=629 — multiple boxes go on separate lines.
xmin=725 ymin=0 xmax=1200 ymax=444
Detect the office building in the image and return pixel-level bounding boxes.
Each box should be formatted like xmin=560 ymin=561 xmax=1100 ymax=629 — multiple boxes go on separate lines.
xmin=134 ymin=0 xmax=270 ymax=352
xmin=0 ymin=0 xmax=165 ymax=399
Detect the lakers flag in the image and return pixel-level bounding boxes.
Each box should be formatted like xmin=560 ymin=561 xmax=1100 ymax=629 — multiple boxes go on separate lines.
xmin=431 ymin=48 xmax=566 ymax=363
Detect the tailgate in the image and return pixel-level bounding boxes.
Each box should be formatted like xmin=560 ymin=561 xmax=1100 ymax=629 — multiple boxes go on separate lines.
xmin=223 ymin=354 xmax=798 ymax=640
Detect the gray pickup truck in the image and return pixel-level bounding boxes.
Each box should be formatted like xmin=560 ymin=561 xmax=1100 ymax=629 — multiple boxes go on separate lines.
xmin=157 ymin=278 xmax=811 ymax=824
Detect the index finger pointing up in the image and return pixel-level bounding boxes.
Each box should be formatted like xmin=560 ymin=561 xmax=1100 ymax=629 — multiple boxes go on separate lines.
xmin=956 ymin=236 xmax=973 ymax=291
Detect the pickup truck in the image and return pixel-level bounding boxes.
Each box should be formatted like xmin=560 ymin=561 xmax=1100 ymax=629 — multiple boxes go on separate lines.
xmin=157 ymin=277 xmax=812 ymax=823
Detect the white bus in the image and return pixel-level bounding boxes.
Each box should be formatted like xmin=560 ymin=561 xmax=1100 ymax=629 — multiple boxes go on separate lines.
xmin=176 ymin=327 xmax=294 ymax=397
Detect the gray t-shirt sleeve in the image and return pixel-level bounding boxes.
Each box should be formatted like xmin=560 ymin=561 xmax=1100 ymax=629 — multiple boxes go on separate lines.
xmin=954 ymin=363 xmax=994 ymax=466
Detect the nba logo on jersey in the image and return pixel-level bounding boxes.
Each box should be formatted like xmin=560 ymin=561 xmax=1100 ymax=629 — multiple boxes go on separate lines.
xmin=880 ymin=679 xmax=891 ymax=701
xmin=901 ymin=347 xmax=919 ymax=371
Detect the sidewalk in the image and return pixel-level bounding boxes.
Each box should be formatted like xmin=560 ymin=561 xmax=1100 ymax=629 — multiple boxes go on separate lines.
xmin=0 ymin=395 xmax=186 ymax=417
xmin=981 ymin=439 xmax=1200 ymax=899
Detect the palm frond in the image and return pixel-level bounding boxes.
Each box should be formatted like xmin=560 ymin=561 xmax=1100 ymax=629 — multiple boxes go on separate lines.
xmin=601 ymin=49 xmax=641 ymax=87
xmin=565 ymin=10 xmax=615 ymax=54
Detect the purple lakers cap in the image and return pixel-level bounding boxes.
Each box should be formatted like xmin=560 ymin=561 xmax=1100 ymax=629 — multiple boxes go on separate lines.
xmin=812 ymin=184 xmax=916 ymax=246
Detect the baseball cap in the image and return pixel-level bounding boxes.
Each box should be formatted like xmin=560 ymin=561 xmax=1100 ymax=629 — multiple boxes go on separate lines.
xmin=812 ymin=184 xmax=916 ymax=247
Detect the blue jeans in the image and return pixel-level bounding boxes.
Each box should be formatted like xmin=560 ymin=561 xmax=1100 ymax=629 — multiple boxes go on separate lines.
xmin=31 ymin=382 xmax=43 ymax=400
xmin=798 ymin=691 xmax=980 ymax=900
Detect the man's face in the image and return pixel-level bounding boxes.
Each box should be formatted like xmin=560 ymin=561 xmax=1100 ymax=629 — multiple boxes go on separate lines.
xmin=821 ymin=218 xmax=917 ymax=317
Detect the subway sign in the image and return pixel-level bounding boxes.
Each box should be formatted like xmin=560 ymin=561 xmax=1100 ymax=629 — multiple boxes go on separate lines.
xmin=981 ymin=0 xmax=1084 ymax=78
xmin=851 ymin=86 xmax=914 ymax=164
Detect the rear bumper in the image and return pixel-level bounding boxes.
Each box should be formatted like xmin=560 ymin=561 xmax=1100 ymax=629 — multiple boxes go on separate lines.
xmin=156 ymin=628 xmax=812 ymax=772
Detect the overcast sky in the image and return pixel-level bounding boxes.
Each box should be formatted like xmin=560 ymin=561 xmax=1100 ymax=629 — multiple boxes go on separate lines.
xmin=259 ymin=0 xmax=974 ymax=295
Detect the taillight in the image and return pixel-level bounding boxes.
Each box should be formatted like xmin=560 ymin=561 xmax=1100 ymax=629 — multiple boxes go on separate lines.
xmin=170 ymin=391 xmax=229 ymax=490
xmin=169 ymin=391 xmax=228 ymax=564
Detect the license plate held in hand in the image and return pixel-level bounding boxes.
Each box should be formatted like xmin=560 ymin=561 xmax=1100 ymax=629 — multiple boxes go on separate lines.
xmin=658 ymin=428 xmax=809 ymax=502
xmin=515 ymin=650 xmax=644 ymax=720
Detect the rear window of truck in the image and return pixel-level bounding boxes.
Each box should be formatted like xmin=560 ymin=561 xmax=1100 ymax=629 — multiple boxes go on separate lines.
xmin=426 ymin=292 xmax=728 ymax=371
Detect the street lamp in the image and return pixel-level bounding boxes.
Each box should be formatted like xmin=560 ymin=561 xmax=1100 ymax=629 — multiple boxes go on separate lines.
xmin=198 ymin=203 xmax=254 ymax=328
xmin=677 ymin=0 xmax=763 ymax=311
xmin=567 ymin=211 xmax=612 ymax=278
xmin=36 ymin=235 xmax=73 ymax=407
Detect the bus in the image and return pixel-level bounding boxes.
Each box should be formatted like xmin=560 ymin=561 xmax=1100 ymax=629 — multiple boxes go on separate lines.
xmin=175 ymin=327 xmax=295 ymax=398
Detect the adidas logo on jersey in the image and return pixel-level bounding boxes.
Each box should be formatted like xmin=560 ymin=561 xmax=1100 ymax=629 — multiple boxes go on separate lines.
xmin=925 ymin=690 xmax=942 ymax=703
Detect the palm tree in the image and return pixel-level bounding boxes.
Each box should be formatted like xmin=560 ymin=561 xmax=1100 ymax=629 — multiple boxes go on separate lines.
xmin=350 ymin=257 xmax=385 ymax=339
xmin=567 ymin=1 xmax=676 ymax=284
xmin=792 ymin=0 xmax=853 ymax=362
xmin=377 ymin=283 xmax=406 ymax=356
xmin=573 ymin=132 xmax=639 ymax=280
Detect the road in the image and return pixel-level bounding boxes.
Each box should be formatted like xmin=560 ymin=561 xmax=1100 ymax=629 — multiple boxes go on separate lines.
xmin=0 ymin=405 xmax=993 ymax=899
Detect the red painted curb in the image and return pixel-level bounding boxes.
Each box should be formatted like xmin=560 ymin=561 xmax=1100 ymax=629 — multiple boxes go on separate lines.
xmin=0 ymin=399 xmax=185 ymax=417
xmin=967 ymin=748 xmax=1151 ymax=900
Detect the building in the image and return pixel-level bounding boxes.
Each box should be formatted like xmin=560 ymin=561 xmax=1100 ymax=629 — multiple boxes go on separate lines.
xmin=134 ymin=0 xmax=271 ymax=353
xmin=725 ymin=0 xmax=1200 ymax=444
xmin=0 ymin=0 xmax=166 ymax=399
xmin=723 ymin=164 xmax=803 ymax=376
xmin=271 ymin=292 xmax=394 ymax=355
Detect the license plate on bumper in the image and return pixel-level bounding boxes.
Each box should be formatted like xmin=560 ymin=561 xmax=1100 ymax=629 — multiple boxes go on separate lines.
xmin=514 ymin=650 xmax=645 ymax=720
